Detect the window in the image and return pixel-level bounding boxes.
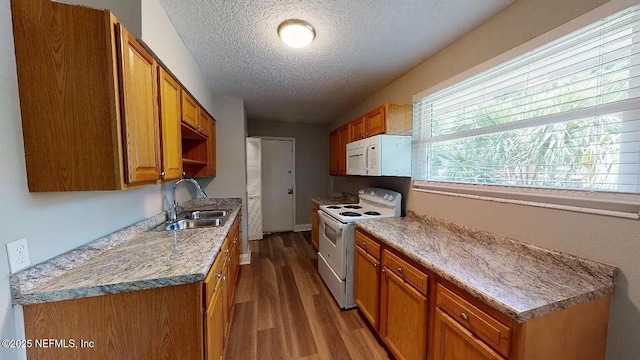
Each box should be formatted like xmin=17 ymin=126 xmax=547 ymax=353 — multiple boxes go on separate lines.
xmin=412 ymin=4 xmax=640 ymax=217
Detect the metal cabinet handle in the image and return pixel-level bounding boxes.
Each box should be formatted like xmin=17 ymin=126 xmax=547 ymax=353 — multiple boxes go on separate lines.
xmin=224 ymin=249 xmax=230 ymax=254
xmin=160 ymin=171 xmax=165 ymax=179
xmin=381 ymin=269 xmax=386 ymax=275
xmin=397 ymin=267 xmax=403 ymax=274
xmin=460 ymin=312 xmax=469 ymax=321
xmin=215 ymin=274 xmax=222 ymax=279
xmin=373 ymin=263 xmax=378 ymax=268
xmin=182 ymin=171 xmax=186 ymax=177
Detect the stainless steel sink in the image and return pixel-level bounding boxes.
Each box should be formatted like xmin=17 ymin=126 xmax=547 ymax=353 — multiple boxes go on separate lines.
xmin=158 ymin=218 xmax=224 ymax=231
xmin=182 ymin=209 xmax=229 ymax=220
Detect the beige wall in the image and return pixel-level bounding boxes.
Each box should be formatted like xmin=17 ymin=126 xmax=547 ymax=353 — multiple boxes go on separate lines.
xmin=331 ymin=0 xmax=640 ymax=358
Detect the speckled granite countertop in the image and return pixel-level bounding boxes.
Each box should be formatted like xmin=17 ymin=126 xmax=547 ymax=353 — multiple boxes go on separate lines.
xmin=311 ymin=194 xmax=358 ymax=205
xmin=355 ymin=211 xmax=617 ymax=323
xmin=10 ymin=198 xmax=241 ymax=306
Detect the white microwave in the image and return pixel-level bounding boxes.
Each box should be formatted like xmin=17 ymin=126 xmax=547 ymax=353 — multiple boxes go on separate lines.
xmin=346 ymin=134 xmax=411 ymax=177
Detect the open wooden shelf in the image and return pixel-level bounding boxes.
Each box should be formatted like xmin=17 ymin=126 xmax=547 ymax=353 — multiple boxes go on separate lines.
xmin=181 ymin=123 xmax=207 ymax=140
xmin=182 ymin=158 xmax=207 ymax=166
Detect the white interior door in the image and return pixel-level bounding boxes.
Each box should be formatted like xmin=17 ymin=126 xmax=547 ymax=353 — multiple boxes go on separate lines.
xmin=246 ymin=138 xmax=263 ymax=240
xmin=261 ymin=139 xmax=294 ymax=233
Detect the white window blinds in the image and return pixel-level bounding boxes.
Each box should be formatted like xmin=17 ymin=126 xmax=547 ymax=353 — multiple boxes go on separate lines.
xmin=412 ymin=5 xmax=640 ymax=194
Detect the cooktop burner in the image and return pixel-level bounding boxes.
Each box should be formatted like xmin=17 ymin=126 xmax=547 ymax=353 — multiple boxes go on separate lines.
xmin=327 ymin=205 xmax=341 ymax=209
xmin=364 ymin=211 xmax=381 ymax=216
xmin=339 ymin=211 xmax=362 ymax=217
xmin=343 ymin=205 xmax=362 ymax=209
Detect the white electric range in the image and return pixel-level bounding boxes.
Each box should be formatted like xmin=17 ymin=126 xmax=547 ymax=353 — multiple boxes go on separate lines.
xmin=317 ymin=188 xmax=402 ymax=309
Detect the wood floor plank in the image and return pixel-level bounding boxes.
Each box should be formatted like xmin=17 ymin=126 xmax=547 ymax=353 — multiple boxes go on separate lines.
xmin=342 ymin=327 xmax=391 ymax=360
xmin=285 ymin=247 xmax=321 ymax=297
xmin=276 ymin=265 xmax=318 ymax=358
xmin=224 ymin=301 xmax=257 ymax=359
xmin=257 ymin=327 xmax=287 ymax=360
xmin=226 ymin=232 xmax=388 ymax=360
xmin=233 ymin=263 xmax=256 ymax=304
xmin=311 ymin=294 xmax=352 ymax=360
xmin=282 ymin=232 xmax=293 ymax=247
xmin=256 ymin=258 xmax=281 ymax=331
xmin=270 ymin=234 xmax=288 ymax=267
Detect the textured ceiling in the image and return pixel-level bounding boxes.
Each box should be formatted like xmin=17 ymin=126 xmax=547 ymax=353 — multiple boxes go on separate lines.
xmin=158 ymin=0 xmax=515 ymax=124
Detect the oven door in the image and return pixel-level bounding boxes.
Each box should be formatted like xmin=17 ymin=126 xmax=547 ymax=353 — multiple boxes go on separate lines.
xmin=318 ymin=210 xmax=348 ymax=279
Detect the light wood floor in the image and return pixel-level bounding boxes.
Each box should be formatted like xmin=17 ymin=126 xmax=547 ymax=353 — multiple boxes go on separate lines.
xmin=224 ymin=231 xmax=391 ymax=360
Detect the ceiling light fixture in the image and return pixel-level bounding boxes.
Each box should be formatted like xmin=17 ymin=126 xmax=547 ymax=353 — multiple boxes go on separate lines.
xmin=277 ymin=19 xmax=316 ymax=48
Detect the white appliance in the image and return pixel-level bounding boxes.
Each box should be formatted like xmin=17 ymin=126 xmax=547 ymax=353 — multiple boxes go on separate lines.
xmin=317 ymin=188 xmax=402 ymax=309
xmin=246 ymin=138 xmax=263 ymax=240
xmin=346 ymin=134 xmax=411 ymax=177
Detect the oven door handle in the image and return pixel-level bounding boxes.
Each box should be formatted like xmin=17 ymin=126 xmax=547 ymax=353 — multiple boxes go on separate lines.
xmin=319 ymin=210 xmax=346 ymax=231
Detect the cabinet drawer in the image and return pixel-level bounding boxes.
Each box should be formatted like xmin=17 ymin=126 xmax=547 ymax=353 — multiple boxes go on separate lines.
xmin=436 ymin=284 xmax=511 ymax=357
xmin=355 ymin=231 xmax=381 ymax=260
xmin=382 ymin=250 xmax=428 ymax=296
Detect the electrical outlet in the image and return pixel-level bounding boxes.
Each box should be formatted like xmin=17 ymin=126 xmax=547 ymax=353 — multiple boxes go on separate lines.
xmin=6 ymin=238 xmax=31 ymax=273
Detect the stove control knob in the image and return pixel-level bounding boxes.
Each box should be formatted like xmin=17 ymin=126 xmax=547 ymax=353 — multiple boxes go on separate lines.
xmin=383 ymin=194 xmax=389 ymax=200
xmin=388 ymin=195 xmax=394 ymax=201
xmin=370 ymin=191 xmax=375 ymax=196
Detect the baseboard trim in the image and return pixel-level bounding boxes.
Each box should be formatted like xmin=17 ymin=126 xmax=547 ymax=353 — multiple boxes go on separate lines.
xmin=240 ymin=251 xmax=251 ymax=265
xmin=294 ymin=224 xmax=311 ymax=232
xmin=249 ymin=234 xmax=263 ymax=241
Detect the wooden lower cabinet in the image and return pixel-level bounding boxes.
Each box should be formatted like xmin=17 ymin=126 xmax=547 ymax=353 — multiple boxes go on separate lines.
xmin=311 ymin=202 xmax=319 ymax=250
xmin=380 ymin=260 xmax=428 ymax=360
xmin=354 ymin=229 xmax=612 ymax=360
xmin=23 ymin=284 xmax=204 ymax=359
xmin=206 ymin=273 xmax=225 ymax=360
xmin=23 ymin=216 xmax=242 ymax=360
xmin=434 ymin=309 xmax=505 ymax=360
xmin=354 ymin=245 xmax=380 ymax=330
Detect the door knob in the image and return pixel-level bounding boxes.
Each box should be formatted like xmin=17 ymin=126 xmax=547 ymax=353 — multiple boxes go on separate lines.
xmin=288 ymin=189 xmax=293 ymax=194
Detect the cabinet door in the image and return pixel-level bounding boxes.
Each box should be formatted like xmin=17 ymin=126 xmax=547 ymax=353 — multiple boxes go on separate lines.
xmin=206 ymin=280 xmax=225 ymax=360
xmin=182 ymin=91 xmax=199 ymax=130
xmin=380 ymin=267 xmax=428 ymax=360
xmin=365 ymin=106 xmax=386 ymax=137
xmin=158 ymin=67 xmax=183 ymax=181
xmin=350 ymin=117 xmax=366 ymax=141
xmin=208 ymin=119 xmax=216 ymax=177
xmin=355 ymin=246 xmax=380 ymax=330
xmin=338 ymin=125 xmax=350 ymax=175
xmin=433 ymin=309 xmax=505 ymax=360
xmin=329 ymin=130 xmax=340 ymax=175
xmin=311 ymin=212 xmax=319 ymax=250
xmin=117 ymin=25 xmax=161 ymax=184
xmin=200 ymin=110 xmax=217 ymax=177
xmin=222 ymin=260 xmax=231 ymax=342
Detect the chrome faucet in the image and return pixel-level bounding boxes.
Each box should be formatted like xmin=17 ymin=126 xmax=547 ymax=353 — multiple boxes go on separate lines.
xmin=168 ymin=178 xmax=207 ymax=222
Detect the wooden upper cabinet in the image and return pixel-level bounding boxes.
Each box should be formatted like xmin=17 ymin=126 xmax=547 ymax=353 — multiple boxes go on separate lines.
xmin=181 ymin=91 xmax=200 ymax=131
xmin=346 ymin=103 xmax=412 ymax=143
xmin=338 ymin=124 xmax=350 ymax=175
xmin=329 ymin=129 xmax=340 ymax=175
xmin=365 ymin=106 xmax=386 ymax=137
xmin=117 ymin=25 xmax=161 ymax=184
xmin=158 ymin=67 xmax=183 ymax=181
xmin=350 ymin=116 xmax=366 ymax=142
xmin=10 ymin=0 xmax=164 ymax=191
xmin=201 ymin=111 xmax=217 ymax=177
